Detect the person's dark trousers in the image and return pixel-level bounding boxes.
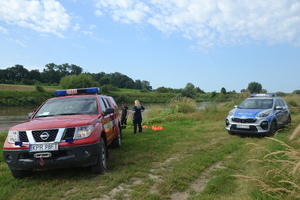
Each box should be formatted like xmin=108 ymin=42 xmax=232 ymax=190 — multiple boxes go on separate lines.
xmin=133 ymin=119 xmax=142 ymax=133
xmin=121 ymin=118 xmax=127 ymax=129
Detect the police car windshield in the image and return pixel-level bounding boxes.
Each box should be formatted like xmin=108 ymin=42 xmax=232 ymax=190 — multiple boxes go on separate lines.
xmin=35 ymin=97 xmax=98 ymax=118
xmin=238 ymin=99 xmax=273 ymax=109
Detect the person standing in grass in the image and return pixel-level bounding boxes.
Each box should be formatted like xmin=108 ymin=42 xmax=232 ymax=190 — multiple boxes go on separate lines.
xmin=132 ymin=100 xmax=145 ymax=134
xmin=121 ymin=102 xmax=128 ymax=129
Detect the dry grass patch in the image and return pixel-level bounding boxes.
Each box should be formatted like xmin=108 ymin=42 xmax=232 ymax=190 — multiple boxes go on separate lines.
xmin=234 ymin=136 xmax=300 ymax=199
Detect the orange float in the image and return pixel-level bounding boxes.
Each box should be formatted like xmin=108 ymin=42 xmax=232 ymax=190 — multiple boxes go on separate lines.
xmin=152 ymin=125 xmax=164 ymax=130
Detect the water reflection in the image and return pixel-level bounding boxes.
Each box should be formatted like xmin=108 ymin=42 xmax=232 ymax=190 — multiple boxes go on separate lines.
xmin=0 ymin=106 xmax=37 ymax=133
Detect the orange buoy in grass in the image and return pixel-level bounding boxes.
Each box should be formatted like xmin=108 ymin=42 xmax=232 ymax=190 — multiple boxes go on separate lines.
xmin=152 ymin=125 xmax=164 ymax=130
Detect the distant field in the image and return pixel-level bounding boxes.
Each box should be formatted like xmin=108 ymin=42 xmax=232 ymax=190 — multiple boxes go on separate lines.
xmin=0 ymin=84 xmax=57 ymax=91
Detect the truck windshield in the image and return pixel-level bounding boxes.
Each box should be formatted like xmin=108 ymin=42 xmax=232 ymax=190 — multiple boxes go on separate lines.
xmin=35 ymin=97 xmax=98 ymax=118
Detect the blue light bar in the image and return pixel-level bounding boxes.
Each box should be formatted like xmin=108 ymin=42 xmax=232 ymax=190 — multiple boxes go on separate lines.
xmin=55 ymin=87 xmax=100 ymax=96
xmin=15 ymin=141 xmax=23 ymax=146
xmin=65 ymin=138 xmax=74 ymax=143
xmin=251 ymin=94 xmax=276 ymax=97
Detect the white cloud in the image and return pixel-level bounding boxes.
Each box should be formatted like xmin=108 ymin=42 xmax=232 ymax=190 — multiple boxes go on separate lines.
xmin=89 ymin=24 xmax=97 ymax=30
xmin=0 ymin=26 xmax=8 ymax=34
xmin=95 ymin=0 xmax=150 ymax=24
xmin=94 ymin=0 xmax=300 ymax=47
xmin=0 ymin=0 xmax=71 ymax=37
xmin=73 ymin=23 xmax=80 ymax=31
xmin=7 ymin=38 xmax=27 ymax=48
xmin=95 ymin=10 xmax=103 ymax=17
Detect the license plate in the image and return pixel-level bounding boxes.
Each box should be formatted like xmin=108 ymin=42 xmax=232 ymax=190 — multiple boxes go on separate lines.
xmin=237 ymin=125 xmax=250 ymax=129
xmin=30 ymin=143 xmax=58 ymax=152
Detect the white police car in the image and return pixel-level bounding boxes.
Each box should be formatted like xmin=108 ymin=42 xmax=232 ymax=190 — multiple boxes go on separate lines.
xmin=226 ymin=94 xmax=291 ymax=136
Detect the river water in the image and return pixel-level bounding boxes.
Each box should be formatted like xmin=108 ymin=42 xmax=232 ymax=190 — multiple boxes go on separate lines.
xmin=0 ymin=102 xmax=213 ymax=133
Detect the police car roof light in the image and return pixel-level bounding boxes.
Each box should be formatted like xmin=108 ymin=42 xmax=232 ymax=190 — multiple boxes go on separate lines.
xmin=55 ymin=87 xmax=100 ymax=96
xmin=250 ymin=94 xmax=276 ymax=97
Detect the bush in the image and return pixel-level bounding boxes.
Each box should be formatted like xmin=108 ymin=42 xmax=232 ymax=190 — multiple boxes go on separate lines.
xmin=169 ymin=97 xmax=197 ymax=114
xmin=59 ymin=74 xmax=99 ymax=89
xmin=35 ymin=85 xmax=45 ymax=93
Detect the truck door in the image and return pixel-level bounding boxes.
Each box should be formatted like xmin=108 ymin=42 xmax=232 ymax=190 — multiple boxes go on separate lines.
xmin=99 ymin=97 xmax=115 ymax=143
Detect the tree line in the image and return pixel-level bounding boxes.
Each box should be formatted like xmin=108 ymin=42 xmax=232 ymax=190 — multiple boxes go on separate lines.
xmin=0 ymin=64 xmax=152 ymax=91
xmin=1 ymin=64 xmax=298 ymax=95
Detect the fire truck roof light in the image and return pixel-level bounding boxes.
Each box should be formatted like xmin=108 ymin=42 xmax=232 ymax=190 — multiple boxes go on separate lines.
xmin=55 ymin=87 xmax=100 ymax=96
xmin=250 ymin=94 xmax=276 ymax=97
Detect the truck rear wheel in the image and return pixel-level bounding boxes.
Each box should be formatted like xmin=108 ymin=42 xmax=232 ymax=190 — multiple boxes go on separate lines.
xmin=111 ymin=127 xmax=122 ymax=148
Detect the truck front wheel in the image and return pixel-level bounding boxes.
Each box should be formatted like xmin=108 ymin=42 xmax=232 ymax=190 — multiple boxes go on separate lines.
xmin=91 ymin=139 xmax=107 ymax=174
xmin=11 ymin=169 xmax=33 ymax=179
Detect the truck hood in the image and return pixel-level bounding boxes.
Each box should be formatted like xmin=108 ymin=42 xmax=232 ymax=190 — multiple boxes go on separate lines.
xmin=233 ymin=109 xmax=267 ymax=118
xmin=9 ymin=115 xmax=98 ymax=131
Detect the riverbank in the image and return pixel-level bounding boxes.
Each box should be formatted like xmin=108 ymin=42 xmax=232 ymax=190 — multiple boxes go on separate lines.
xmin=0 ymin=83 xmax=272 ymax=106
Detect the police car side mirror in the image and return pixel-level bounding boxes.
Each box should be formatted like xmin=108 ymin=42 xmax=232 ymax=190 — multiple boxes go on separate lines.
xmin=275 ymin=106 xmax=283 ymax=110
xmin=104 ymin=107 xmax=114 ymax=115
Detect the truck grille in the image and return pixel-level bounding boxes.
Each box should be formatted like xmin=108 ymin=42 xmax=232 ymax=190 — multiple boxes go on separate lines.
xmin=19 ymin=131 xmax=29 ymax=142
xmin=17 ymin=128 xmax=75 ymax=143
xmin=63 ymin=128 xmax=75 ymax=139
xmin=32 ymin=129 xmax=58 ymax=142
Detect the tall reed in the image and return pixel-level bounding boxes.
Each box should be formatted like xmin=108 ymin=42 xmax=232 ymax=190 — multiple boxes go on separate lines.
xmin=234 ymin=129 xmax=300 ymax=199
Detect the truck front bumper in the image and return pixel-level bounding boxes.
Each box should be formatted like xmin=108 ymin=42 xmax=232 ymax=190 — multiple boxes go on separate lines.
xmin=3 ymin=142 xmax=101 ymax=170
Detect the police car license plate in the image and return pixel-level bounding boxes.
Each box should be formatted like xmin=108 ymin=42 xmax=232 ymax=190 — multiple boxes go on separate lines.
xmin=30 ymin=143 xmax=58 ymax=152
xmin=237 ymin=125 xmax=250 ymax=129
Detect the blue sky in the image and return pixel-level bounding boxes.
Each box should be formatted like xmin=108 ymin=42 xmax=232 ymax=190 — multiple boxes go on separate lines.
xmin=0 ymin=0 xmax=299 ymax=93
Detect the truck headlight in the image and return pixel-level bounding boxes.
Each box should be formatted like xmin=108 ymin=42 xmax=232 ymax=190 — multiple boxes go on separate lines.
xmin=7 ymin=131 xmax=18 ymax=143
xmin=74 ymin=125 xmax=94 ymax=139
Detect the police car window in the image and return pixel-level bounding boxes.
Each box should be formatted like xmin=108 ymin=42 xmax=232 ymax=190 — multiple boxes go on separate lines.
xmin=275 ymin=99 xmax=281 ymax=107
xmin=278 ymin=99 xmax=286 ymax=106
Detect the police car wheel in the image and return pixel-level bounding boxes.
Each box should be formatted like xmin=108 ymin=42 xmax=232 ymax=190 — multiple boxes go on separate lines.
xmin=267 ymin=121 xmax=277 ymax=137
xmin=91 ymin=139 xmax=107 ymax=174
xmin=11 ymin=169 xmax=33 ymax=179
xmin=228 ymin=131 xmax=235 ymax=135
xmin=287 ymin=115 xmax=292 ymax=124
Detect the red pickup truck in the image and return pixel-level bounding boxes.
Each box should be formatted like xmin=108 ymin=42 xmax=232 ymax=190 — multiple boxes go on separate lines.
xmin=3 ymin=87 xmax=122 ymax=179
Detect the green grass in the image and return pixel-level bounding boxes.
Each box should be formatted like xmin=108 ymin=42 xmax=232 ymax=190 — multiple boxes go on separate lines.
xmin=1 ymin=97 xmax=300 ymax=199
